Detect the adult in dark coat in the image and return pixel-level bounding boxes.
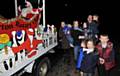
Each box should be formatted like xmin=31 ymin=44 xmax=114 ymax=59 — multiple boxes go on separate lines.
xmin=87 ymin=15 xmax=99 ymax=41
xmin=71 ymin=20 xmax=84 ymax=61
xmin=59 ymin=21 xmax=70 ymax=50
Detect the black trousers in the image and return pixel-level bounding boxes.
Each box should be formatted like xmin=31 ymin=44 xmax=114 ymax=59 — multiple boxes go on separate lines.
xmin=83 ymin=72 xmax=94 ymax=76
xmin=97 ymin=64 xmax=110 ymax=76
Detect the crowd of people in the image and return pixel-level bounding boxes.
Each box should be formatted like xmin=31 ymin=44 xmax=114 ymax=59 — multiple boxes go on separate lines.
xmin=59 ymin=14 xmax=116 ymax=76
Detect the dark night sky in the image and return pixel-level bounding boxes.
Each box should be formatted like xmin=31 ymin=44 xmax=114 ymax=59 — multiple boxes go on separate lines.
xmin=45 ymin=0 xmax=119 ymax=42
xmin=0 ymin=0 xmax=119 ymax=43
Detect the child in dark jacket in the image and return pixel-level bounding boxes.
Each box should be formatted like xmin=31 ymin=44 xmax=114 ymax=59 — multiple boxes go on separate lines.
xmin=80 ymin=39 xmax=99 ymax=76
xmin=76 ymin=40 xmax=87 ymax=76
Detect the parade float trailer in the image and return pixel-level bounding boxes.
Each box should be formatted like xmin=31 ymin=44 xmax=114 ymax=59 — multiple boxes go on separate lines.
xmin=0 ymin=0 xmax=57 ymax=76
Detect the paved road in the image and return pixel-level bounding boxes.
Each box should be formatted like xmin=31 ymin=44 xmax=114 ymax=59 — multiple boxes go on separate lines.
xmin=47 ymin=49 xmax=79 ymax=76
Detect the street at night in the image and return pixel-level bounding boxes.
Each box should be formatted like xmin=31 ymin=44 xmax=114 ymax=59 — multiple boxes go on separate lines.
xmin=0 ymin=0 xmax=120 ymax=76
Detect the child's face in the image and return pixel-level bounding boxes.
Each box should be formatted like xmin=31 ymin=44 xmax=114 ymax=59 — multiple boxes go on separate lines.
xmin=100 ymin=35 xmax=109 ymax=44
xmin=93 ymin=16 xmax=98 ymax=21
xmin=81 ymin=41 xmax=86 ymax=48
xmin=68 ymin=24 xmax=72 ymax=28
xmin=73 ymin=21 xmax=79 ymax=28
xmin=83 ymin=22 xmax=87 ymax=28
xmin=87 ymin=41 xmax=94 ymax=49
